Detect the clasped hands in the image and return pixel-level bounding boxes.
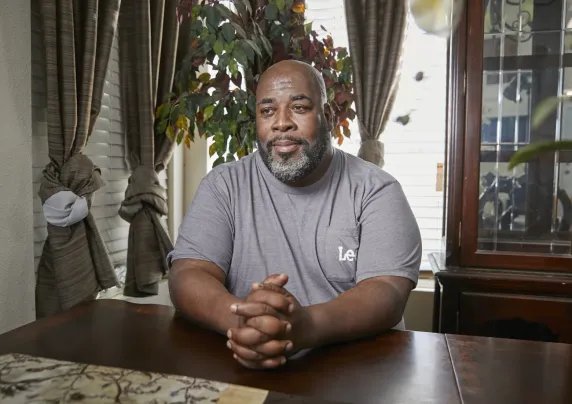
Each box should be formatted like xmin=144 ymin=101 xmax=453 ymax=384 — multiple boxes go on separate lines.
xmin=226 ymin=274 xmax=312 ymax=369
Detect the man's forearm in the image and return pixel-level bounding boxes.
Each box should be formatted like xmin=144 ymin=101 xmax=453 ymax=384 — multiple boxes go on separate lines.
xmin=302 ymin=278 xmax=411 ymax=350
xmin=169 ymin=261 xmax=241 ymax=335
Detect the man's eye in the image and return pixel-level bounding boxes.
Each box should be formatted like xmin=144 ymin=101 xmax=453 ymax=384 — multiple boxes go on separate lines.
xmin=260 ymin=108 xmax=273 ymax=115
xmin=293 ymin=105 xmax=309 ymax=112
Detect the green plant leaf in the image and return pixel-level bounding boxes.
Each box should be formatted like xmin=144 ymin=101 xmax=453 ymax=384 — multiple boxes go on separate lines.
xmin=209 ymin=142 xmax=217 ymax=157
xmin=214 ymin=131 xmax=226 ymax=155
xmin=276 ymin=0 xmax=286 ymax=10
xmin=202 ymin=5 xmax=221 ymax=30
xmin=531 ymin=96 xmax=567 ymax=129
xmin=203 ymin=105 xmax=215 ymax=121
xmin=226 ymin=153 xmax=236 ymax=162
xmin=237 ymin=0 xmax=252 ymax=14
xmin=304 ymin=22 xmax=313 ymax=35
xmin=221 ymin=23 xmax=235 ymax=43
xmin=244 ymin=39 xmax=262 ymax=57
xmin=229 ymin=58 xmax=239 ymax=78
xmin=508 ymin=140 xmax=572 ymax=169
xmin=165 ymin=125 xmax=175 ymax=142
xmin=197 ymin=72 xmax=211 ymax=83
xmin=233 ymin=46 xmax=248 ymax=67
xmin=213 ymin=156 xmax=225 ymax=167
xmin=214 ymin=3 xmax=233 ymax=19
xmin=231 ymin=22 xmax=248 ymax=39
xmin=191 ymin=4 xmax=201 ymax=20
xmin=213 ymin=40 xmax=224 ymax=55
xmin=229 ymin=137 xmax=239 ymax=154
xmin=265 ymin=4 xmax=279 ymax=20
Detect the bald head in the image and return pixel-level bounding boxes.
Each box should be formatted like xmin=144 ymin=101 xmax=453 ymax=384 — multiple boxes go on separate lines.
xmin=257 ymin=60 xmax=328 ymax=104
xmin=254 ymin=60 xmax=334 ymax=185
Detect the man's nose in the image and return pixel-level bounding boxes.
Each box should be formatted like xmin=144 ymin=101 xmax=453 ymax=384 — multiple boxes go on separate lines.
xmin=271 ymin=109 xmax=297 ymax=132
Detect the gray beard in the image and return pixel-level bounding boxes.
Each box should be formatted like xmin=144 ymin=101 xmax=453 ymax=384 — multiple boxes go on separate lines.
xmin=257 ymin=131 xmax=330 ymax=184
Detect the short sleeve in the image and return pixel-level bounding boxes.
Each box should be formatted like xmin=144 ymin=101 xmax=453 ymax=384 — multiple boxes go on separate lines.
xmin=167 ymin=173 xmax=234 ymax=275
xmin=356 ymin=180 xmax=422 ymax=287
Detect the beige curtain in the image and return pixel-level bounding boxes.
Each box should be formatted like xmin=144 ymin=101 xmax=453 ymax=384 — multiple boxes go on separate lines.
xmin=344 ymin=0 xmax=407 ymax=167
xmin=118 ymin=0 xmax=180 ymax=297
xmin=36 ymin=0 xmax=121 ymax=318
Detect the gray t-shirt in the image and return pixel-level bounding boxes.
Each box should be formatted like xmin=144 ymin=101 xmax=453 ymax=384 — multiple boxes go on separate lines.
xmin=168 ymin=148 xmax=422 ymax=328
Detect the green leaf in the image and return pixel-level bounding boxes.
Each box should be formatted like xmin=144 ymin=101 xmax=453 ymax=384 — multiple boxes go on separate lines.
xmin=226 ymin=153 xmax=236 ymax=163
xmin=156 ymin=117 xmax=168 ymax=135
xmin=213 ymin=156 xmax=225 ymax=167
xmin=229 ymin=137 xmax=239 ymax=154
xmin=231 ymin=22 xmax=248 ymax=39
xmin=191 ymin=5 xmax=201 ymax=20
xmin=202 ymin=5 xmax=221 ymax=30
xmin=531 ymin=96 xmax=569 ymax=129
xmin=198 ymin=72 xmax=211 ymax=83
xmin=244 ymin=39 xmax=262 ymax=58
xmin=176 ymin=128 xmax=185 ymax=145
xmin=265 ymin=4 xmax=279 ymax=20
xmin=221 ymin=23 xmax=235 ymax=43
xmin=247 ymin=94 xmax=256 ymax=114
xmin=209 ymin=142 xmax=217 ymax=157
xmin=214 ymin=3 xmax=233 ymax=19
xmin=229 ymin=58 xmax=239 ymax=78
xmin=214 ymin=131 xmax=226 ymax=155
xmin=304 ymin=22 xmax=313 ymax=35
xmin=166 ymin=126 xmax=176 ymax=142
xmin=217 ymin=53 xmax=230 ymax=70
xmin=233 ymin=46 xmax=248 ymax=67
xmin=276 ymin=0 xmax=286 ymax=10
xmin=509 ymin=140 xmax=572 ymax=169
xmin=238 ymin=0 xmax=252 ymax=14
xmin=203 ymin=105 xmax=215 ymax=121
xmin=155 ymin=103 xmax=170 ymax=120
xmin=213 ymin=40 xmax=224 ymax=55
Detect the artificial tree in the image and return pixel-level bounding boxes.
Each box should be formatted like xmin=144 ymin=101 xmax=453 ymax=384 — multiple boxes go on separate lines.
xmin=155 ymin=0 xmax=355 ymax=167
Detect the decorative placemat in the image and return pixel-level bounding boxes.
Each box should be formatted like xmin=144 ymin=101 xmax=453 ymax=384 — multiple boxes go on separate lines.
xmin=0 ymin=353 xmax=340 ymax=403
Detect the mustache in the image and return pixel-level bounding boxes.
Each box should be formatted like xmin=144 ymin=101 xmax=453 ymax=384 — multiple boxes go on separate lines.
xmin=267 ymin=135 xmax=309 ymax=148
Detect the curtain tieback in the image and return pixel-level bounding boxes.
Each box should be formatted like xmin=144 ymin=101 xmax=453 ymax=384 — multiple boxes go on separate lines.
xmin=119 ymin=165 xmax=168 ymax=223
xmin=39 ymin=154 xmax=103 ymax=227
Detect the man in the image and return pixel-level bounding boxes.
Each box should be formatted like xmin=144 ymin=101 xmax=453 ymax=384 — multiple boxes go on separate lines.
xmin=168 ymin=60 xmax=422 ymax=370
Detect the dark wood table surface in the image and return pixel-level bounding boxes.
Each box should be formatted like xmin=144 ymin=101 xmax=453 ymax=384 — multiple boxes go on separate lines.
xmin=0 ymin=300 xmax=570 ymax=403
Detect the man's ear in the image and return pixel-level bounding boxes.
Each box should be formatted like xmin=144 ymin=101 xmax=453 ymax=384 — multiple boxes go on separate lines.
xmin=323 ymin=103 xmax=335 ymax=132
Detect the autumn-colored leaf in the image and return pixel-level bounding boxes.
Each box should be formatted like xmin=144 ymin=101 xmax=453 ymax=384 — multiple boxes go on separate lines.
xmin=292 ymin=0 xmax=305 ymax=13
xmin=184 ymin=135 xmax=192 ymax=148
xmin=340 ymin=119 xmax=350 ymax=128
xmin=176 ymin=114 xmax=189 ymax=131
xmin=334 ymin=126 xmax=343 ymax=145
xmin=237 ymin=147 xmax=247 ymax=159
xmin=191 ymin=39 xmax=200 ymax=49
xmin=166 ymin=125 xmax=175 ymax=142
xmin=209 ymin=142 xmax=217 ymax=157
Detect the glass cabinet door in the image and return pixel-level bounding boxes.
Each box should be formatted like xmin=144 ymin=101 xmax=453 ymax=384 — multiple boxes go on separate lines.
xmin=461 ymin=0 xmax=572 ymax=270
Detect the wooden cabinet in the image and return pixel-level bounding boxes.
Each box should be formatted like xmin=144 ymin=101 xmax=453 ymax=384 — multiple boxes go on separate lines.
xmin=435 ymin=0 xmax=572 ymax=343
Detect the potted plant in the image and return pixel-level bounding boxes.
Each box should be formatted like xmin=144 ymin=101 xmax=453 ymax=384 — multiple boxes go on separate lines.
xmin=155 ymin=0 xmax=356 ymax=167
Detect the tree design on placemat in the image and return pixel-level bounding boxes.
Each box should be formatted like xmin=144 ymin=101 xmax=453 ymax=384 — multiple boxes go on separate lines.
xmin=0 ymin=353 xmax=227 ymax=403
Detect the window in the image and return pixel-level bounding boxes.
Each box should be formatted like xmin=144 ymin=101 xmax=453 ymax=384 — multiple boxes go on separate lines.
xmin=305 ymin=1 xmax=448 ymax=271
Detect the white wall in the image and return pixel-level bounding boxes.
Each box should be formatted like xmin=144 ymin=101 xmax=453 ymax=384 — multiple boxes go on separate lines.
xmin=0 ymin=1 xmax=35 ymax=333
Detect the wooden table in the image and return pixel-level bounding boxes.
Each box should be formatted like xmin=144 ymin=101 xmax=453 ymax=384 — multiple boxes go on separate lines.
xmin=0 ymin=300 xmax=570 ymax=403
